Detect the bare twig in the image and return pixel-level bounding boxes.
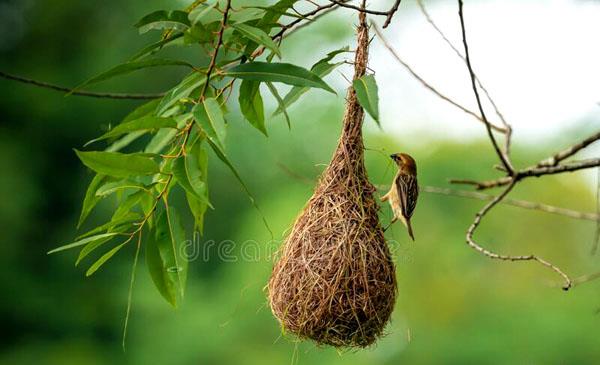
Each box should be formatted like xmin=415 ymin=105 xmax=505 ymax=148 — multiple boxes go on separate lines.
xmin=458 ymin=0 xmax=514 ymax=174
xmin=538 ymin=130 xmax=600 ymax=167
xmin=327 ymin=0 xmax=402 ymax=28
xmin=421 ymin=185 xmax=600 ymax=222
xmin=199 ymin=0 xmax=232 ymax=100
xmin=571 ymin=271 xmax=600 ymax=287
xmin=591 ymin=167 xmax=600 ymax=255
xmin=416 ymin=0 xmax=513 ymax=154
xmin=465 ymin=179 xmax=572 ymax=290
xmin=451 ymin=158 xmax=600 ymax=190
xmin=0 ymin=71 xmax=165 ymax=100
xmin=371 ymin=22 xmax=507 ymax=133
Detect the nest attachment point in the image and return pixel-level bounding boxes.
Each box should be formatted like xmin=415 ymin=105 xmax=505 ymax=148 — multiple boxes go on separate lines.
xmin=267 ymin=12 xmax=397 ymax=348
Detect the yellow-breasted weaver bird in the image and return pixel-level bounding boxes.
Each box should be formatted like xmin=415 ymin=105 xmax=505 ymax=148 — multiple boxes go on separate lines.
xmin=381 ymin=153 xmax=419 ymax=240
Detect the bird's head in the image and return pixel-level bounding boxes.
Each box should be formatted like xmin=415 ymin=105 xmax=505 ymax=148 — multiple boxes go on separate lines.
xmin=390 ymin=152 xmax=417 ymax=175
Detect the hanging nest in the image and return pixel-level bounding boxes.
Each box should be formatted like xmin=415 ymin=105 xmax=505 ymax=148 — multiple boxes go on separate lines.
xmin=267 ymin=11 xmax=397 ymax=348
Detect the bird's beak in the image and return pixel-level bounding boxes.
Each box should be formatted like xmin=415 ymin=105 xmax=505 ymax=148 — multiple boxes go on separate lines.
xmin=389 ymin=154 xmax=395 ymax=159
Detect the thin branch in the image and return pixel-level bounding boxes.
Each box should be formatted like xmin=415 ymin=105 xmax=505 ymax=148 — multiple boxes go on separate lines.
xmin=571 ymin=271 xmax=600 ymax=287
xmin=421 ymin=185 xmax=600 ymax=222
xmin=371 ymin=22 xmax=507 ymax=133
xmin=416 ymin=0 xmax=513 ymax=154
xmin=452 ymin=158 xmax=600 ymax=190
xmin=0 ymin=71 xmax=165 ymax=100
xmin=458 ymin=0 xmax=514 ymax=173
xmin=199 ymin=0 xmax=232 ymax=100
xmin=538 ymin=130 xmax=600 ymax=167
xmin=465 ymin=179 xmax=572 ymax=290
xmin=383 ymin=0 xmax=402 ymax=28
xmin=591 ymin=167 xmax=600 ymax=255
xmin=328 ymin=0 xmax=403 ymax=28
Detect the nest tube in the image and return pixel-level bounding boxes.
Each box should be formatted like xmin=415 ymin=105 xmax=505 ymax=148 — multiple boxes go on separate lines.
xmin=267 ymin=10 xmax=397 ymax=348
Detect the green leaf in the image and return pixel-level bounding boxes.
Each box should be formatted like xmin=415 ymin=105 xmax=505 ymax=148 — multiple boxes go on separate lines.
xmin=239 ymin=80 xmax=267 ymax=136
xmin=188 ymin=2 xmax=219 ymax=24
xmin=106 ymin=131 xmax=146 ymax=153
xmin=86 ymin=241 xmax=128 ymax=276
xmin=146 ymin=210 xmax=186 ymax=307
xmin=75 ymin=150 xmax=160 ymax=178
xmin=232 ymin=23 xmax=281 ymax=58
xmin=274 ymin=47 xmax=348 ymax=115
xmin=86 ymin=116 xmax=178 ymax=146
xmin=265 ymin=82 xmax=290 ymax=129
xmin=76 ymin=234 xmax=118 ymax=266
xmin=156 ymin=72 xmax=205 ymax=116
xmin=76 ymin=213 xmax=141 ymax=240
xmin=112 ymin=190 xmax=147 ymax=221
xmin=95 ymin=180 xmax=151 ymax=196
xmin=72 ymin=59 xmax=194 ymax=94
xmin=224 ymin=62 xmax=334 ymax=93
xmin=206 ymin=139 xmax=272 ymax=237
xmin=193 ymin=98 xmax=227 ymax=151
xmin=353 ymin=74 xmax=379 ymax=124
xmin=185 ymin=143 xmax=210 ymax=233
xmin=48 ymin=233 xmax=120 ymax=254
xmin=78 ymin=174 xmax=109 ymax=228
xmin=172 ymin=155 xmax=212 ymax=207
xmin=129 ymin=33 xmax=184 ymax=61
xmin=135 ymin=10 xmax=191 ymax=34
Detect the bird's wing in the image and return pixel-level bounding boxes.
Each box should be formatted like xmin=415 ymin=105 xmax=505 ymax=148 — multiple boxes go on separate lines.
xmin=396 ymin=174 xmax=418 ymax=218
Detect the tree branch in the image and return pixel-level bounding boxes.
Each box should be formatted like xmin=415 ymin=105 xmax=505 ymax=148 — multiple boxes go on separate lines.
xmin=417 ymin=0 xmax=513 ymax=154
xmin=421 ymin=185 xmax=600 ymax=221
xmin=199 ymin=0 xmax=232 ymax=100
xmin=458 ymin=0 xmax=514 ymax=174
xmin=0 ymin=71 xmax=165 ymax=100
xmin=464 ymin=179 xmax=572 ymax=290
xmin=328 ymin=0 xmax=402 ymax=28
xmin=371 ymin=22 xmax=507 ymax=133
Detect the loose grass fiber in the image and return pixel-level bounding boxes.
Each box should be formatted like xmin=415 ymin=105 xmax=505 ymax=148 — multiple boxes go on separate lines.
xmin=267 ymin=10 xmax=397 ymax=348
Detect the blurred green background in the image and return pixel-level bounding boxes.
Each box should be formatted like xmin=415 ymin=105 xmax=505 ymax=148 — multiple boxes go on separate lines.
xmin=1 ymin=0 xmax=600 ymax=364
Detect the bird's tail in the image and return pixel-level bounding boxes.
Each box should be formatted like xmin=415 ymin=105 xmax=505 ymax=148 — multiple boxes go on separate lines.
xmin=406 ymin=219 xmax=415 ymax=241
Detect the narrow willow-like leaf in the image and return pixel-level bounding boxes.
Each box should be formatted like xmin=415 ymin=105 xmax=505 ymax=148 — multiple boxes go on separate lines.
xmin=106 ymin=131 xmax=146 ymax=153
xmin=156 ymin=72 xmax=205 ymax=116
xmin=112 ymin=190 xmax=147 ymax=221
xmin=232 ymin=23 xmax=281 ymax=58
xmin=188 ymin=1 xmax=219 ymax=24
xmin=86 ymin=241 xmax=128 ymax=276
xmin=75 ymin=150 xmax=160 ymax=178
xmin=353 ymin=74 xmax=379 ymax=124
xmin=71 ymin=59 xmax=194 ymax=94
xmin=146 ymin=211 xmax=182 ymax=307
xmin=78 ymin=174 xmax=108 ymax=228
xmin=47 ymin=232 xmax=120 ymax=254
xmin=165 ymin=206 xmax=187 ymax=297
xmin=274 ymin=47 xmax=348 ymax=115
xmin=206 ymin=139 xmax=272 ymax=237
xmin=129 ymin=33 xmax=184 ymax=61
xmin=172 ymin=156 xmax=212 ymax=207
xmin=244 ymin=0 xmax=295 ymax=56
xmin=193 ymin=98 xmax=227 ymax=151
xmin=265 ymin=82 xmax=290 ymax=129
xmin=86 ymin=116 xmax=178 ymax=146
xmin=224 ymin=62 xmax=334 ymax=93
xmin=95 ymin=180 xmax=151 ymax=196
xmin=76 ymin=213 xmax=141 ymax=241
xmin=76 ymin=234 xmax=118 ymax=266
xmin=185 ymin=143 xmax=210 ymax=233
xmin=239 ymin=80 xmax=267 ymax=136
xmin=135 ymin=10 xmax=191 ymax=34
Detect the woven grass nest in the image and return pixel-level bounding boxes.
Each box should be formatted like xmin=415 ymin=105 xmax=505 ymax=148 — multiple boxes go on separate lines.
xmin=267 ymin=12 xmax=397 ymax=348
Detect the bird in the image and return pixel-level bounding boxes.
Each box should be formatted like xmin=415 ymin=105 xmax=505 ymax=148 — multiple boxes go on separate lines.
xmin=381 ymin=153 xmax=419 ymax=240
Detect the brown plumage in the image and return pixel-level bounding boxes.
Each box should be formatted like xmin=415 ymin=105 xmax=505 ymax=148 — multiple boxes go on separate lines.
xmin=381 ymin=153 xmax=419 ymax=240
